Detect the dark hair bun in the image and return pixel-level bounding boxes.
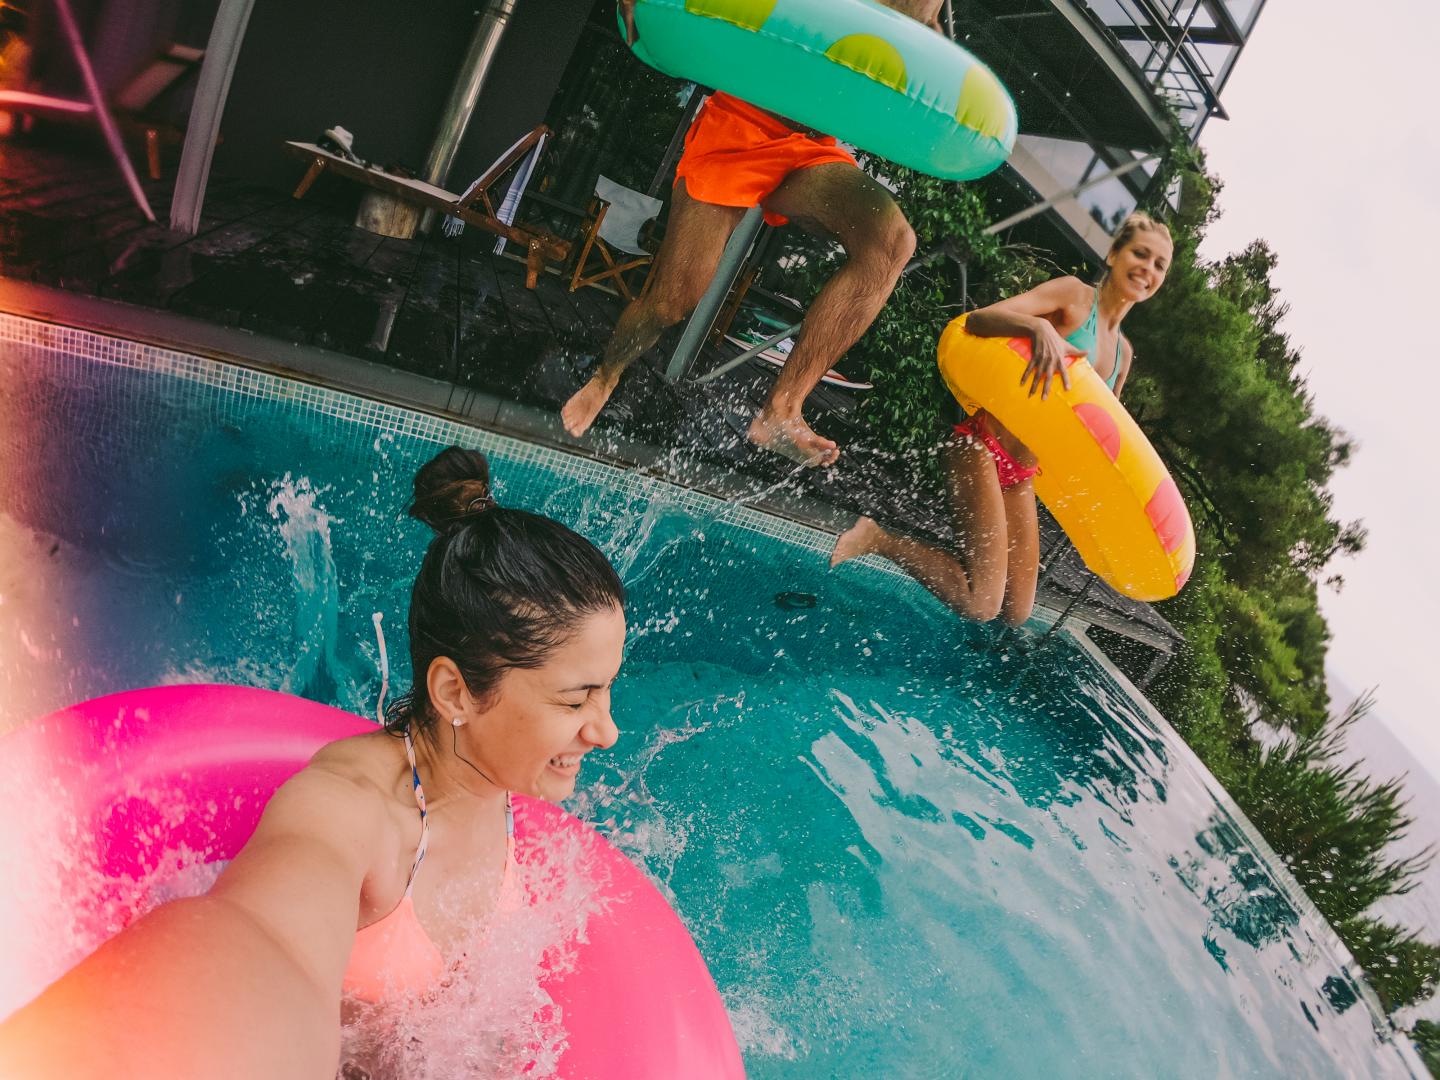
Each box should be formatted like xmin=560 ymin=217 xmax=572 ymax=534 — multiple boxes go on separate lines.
xmin=409 ymin=445 xmax=497 ymax=532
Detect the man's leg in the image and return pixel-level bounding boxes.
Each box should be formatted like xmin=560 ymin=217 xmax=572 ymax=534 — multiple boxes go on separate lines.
xmin=561 ymin=180 xmax=745 ymax=437
xmin=753 ymin=162 xmax=916 ymax=465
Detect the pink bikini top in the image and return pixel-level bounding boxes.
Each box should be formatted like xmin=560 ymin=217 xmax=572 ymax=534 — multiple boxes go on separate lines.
xmin=342 ymin=730 xmax=518 ymax=1003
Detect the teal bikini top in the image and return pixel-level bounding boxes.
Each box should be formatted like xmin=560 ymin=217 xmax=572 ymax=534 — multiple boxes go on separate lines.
xmin=1064 ymin=288 xmax=1123 ymax=391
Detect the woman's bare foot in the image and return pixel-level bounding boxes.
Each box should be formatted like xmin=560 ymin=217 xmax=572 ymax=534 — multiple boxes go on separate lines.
xmin=830 ymin=516 xmax=884 ymax=567
xmin=561 ymin=374 xmax=618 ymax=437
xmin=748 ymin=412 xmax=839 ymax=467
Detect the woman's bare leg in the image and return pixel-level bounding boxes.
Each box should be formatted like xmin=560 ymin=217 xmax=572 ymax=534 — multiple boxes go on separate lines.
xmin=830 ymin=439 xmax=1011 ymax=622
xmin=998 ymin=481 xmax=1040 ymax=627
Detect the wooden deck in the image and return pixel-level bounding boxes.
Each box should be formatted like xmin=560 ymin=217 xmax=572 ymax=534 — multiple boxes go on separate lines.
xmin=0 ymin=142 xmax=617 ymax=379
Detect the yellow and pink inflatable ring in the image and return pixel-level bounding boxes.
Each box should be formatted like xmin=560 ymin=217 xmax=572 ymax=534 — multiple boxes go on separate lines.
xmin=938 ymin=315 xmax=1195 ymax=602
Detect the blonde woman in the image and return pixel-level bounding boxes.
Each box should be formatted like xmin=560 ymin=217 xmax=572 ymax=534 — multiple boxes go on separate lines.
xmin=832 ymin=213 xmax=1173 ymax=626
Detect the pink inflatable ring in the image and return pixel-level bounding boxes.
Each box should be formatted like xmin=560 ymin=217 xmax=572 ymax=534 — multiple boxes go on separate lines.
xmin=0 ymin=684 xmax=743 ymax=1078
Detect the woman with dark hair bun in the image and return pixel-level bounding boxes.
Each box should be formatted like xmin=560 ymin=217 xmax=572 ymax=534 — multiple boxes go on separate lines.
xmin=0 ymin=446 xmax=628 ymax=1079
xmin=338 ymin=445 xmax=628 ymax=1003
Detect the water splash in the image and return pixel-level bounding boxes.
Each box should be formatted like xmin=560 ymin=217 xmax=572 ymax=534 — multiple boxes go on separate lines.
xmin=337 ymin=823 xmax=611 ymax=1079
xmin=0 ymin=766 xmax=224 ymax=1019
xmin=264 ymin=475 xmax=355 ymax=704
xmin=557 ymin=470 xmax=806 ymax=595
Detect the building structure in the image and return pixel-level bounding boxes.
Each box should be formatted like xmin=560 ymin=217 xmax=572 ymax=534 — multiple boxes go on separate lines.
xmin=952 ymin=0 xmax=1269 ymax=260
xmin=20 ymin=1 xmax=1265 ymax=266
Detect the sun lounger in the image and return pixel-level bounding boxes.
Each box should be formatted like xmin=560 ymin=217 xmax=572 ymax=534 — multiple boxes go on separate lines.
xmin=284 ymin=135 xmax=569 ymax=289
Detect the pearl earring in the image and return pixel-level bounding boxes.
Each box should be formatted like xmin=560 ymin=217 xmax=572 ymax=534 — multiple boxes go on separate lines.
xmin=451 ymin=716 xmax=466 ymax=728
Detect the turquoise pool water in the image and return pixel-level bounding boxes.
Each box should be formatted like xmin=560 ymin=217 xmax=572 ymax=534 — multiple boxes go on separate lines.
xmin=0 ymin=319 xmax=1416 ymax=1077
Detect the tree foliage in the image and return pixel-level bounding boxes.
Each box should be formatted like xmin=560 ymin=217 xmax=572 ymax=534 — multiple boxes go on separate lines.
xmin=1342 ymin=918 xmax=1440 ymax=1015
xmin=1412 ymin=1019 xmax=1440 ymax=1074
xmin=1233 ymin=695 xmax=1430 ymax=924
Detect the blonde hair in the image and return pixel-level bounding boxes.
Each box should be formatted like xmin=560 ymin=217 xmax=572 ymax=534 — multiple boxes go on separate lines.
xmin=1106 ymin=211 xmax=1171 ymax=260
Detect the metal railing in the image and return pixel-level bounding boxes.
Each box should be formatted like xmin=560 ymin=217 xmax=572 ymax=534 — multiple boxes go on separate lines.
xmin=1078 ymin=0 xmax=1245 ymax=135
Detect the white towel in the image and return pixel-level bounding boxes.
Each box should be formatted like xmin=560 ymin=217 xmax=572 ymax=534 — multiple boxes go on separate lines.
xmin=441 ymin=130 xmax=549 ymax=242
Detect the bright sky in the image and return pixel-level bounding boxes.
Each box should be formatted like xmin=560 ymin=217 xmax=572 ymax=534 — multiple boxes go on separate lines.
xmin=1197 ymin=0 xmax=1440 ymax=778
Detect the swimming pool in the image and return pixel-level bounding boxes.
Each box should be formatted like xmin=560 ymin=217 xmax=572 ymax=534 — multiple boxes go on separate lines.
xmin=0 ymin=313 xmax=1419 ymax=1077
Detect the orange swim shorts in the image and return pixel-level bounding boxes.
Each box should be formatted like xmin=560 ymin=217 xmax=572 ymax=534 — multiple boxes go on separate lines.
xmin=674 ymin=92 xmax=860 ymax=227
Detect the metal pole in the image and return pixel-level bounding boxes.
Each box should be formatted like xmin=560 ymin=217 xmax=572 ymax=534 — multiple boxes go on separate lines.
xmin=943 ymin=0 xmax=956 ymax=37
xmin=666 ymin=206 xmax=764 ymax=382
xmin=649 ymin=88 xmax=705 ymax=199
xmin=694 ymin=323 xmax=794 ymax=385
xmin=982 ymin=155 xmax=1158 ymax=236
xmin=1034 ymin=529 xmax=1073 ymax=593
xmin=51 ymin=0 xmax=155 ymax=222
xmin=422 ymin=0 xmax=517 ymax=190
xmin=1139 ymin=645 xmax=1173 ymax=689
xmin=1042 ymin=576 xmax=1096 ymax=641
xmin=170 ymin=0 xmax=255 ymax=233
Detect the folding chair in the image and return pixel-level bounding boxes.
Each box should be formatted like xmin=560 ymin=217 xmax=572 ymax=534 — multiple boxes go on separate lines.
xmin=568 ymin=174 xmax=662 ymax=301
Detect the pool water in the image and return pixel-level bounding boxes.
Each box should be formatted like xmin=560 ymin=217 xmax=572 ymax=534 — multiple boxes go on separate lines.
xmin=0 ymin=322 xmax=1416 ymax=1077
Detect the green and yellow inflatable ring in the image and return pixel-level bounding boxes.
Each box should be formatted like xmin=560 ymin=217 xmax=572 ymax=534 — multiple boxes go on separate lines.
xmin=625 ymin=0 xmax=1018 ymax=181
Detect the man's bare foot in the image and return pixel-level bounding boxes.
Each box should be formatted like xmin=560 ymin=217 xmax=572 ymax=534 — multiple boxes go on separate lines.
xmin=748 ymin=412 xmax=839 ymax=467
xmin=830 ymin=516 xmax=883 ymax=567
xmin=561 ymin=374 xmax=618 ymax=437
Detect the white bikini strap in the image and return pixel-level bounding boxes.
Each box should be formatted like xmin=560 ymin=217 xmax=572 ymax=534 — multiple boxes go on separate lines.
xmin=371 ymin=611 xmax=389 ymax=727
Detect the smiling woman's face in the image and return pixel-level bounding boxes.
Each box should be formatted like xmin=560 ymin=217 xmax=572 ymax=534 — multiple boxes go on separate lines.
xmin=1108 ymin=229 xmax=1174 ymax=304
xmin=461 ymin=604 xmax=627 ymax=802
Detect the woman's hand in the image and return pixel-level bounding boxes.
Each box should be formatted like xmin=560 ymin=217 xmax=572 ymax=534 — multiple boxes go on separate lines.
xmin=1021 ymin=320 xmax=1084 ymax=401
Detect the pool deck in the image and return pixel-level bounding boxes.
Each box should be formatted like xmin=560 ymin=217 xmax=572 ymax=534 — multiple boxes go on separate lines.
xmin=0 ymin=138 xmax=1181 ymax=668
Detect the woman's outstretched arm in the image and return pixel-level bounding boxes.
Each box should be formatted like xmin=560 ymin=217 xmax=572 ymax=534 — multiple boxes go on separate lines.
xmin=0 ymin=763 xmax=383 ymax=1080
xmin=966 ymin=276 xmax=1091 ymax=399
